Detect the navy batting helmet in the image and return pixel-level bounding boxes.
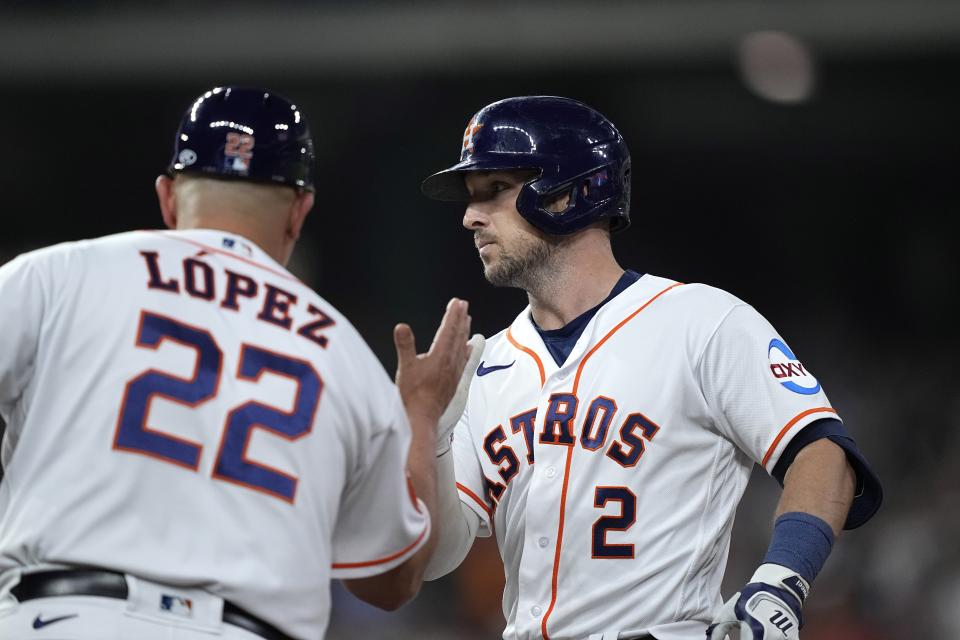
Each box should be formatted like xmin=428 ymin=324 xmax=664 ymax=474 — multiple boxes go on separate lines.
xmin=168 ymin=87 xmax=315 ymax=192
xmin=421 ymin=96 xmax=630 ymax=235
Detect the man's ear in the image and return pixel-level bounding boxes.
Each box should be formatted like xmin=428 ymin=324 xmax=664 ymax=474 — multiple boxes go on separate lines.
xmin=155 ymin=175 xmax=178 ymax=229
xmin=287 ymin=190 xmax=315 ymax=241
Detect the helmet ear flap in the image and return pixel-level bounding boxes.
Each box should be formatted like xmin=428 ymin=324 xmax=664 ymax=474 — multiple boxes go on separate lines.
xmin=525 ymin=165 xmax=606 ymax=219
xmin=620 ymin=160 xmax=632 ymax=204
xmin=538 ymin=182 xmax=579 ymax=216
xmin=518 ymin=162 xmax=627 ymax=235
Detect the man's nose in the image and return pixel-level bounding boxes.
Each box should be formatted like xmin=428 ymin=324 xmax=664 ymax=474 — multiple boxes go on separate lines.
xmin=462 ymin=204 xmax=489 ymax=230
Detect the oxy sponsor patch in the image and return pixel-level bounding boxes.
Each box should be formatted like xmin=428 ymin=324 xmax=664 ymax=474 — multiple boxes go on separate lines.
xmin=768 ymin=338 xmax=820 ymax=395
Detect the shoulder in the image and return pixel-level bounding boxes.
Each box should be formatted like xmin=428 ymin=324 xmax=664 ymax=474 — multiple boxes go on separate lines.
xmin=619 ymin=275 xmax=749 ymax=328
xmin=655 ymin=278 xmax=745 ymax=312
xmin=669 ymin=282 xmax=778 ymax=336
xmin=0 ymin=234 xmax=123 ymax=279
xmin=16 ymin=231 xmax=158 ymax=268
xmin=624 ymin=277 xmax=773 ymax=362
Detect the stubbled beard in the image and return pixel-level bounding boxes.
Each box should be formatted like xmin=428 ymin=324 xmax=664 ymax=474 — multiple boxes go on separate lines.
xmin=483 ymin=233 xmax=562 ymax=292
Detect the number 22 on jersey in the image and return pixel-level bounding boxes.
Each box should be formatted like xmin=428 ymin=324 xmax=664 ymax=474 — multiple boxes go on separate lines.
xmin=113 ymin=311 xmax=322 ymax=503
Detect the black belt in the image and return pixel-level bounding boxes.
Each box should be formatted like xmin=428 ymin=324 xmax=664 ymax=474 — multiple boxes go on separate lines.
xmin=10 ymin=569 xmax=296 ymax=640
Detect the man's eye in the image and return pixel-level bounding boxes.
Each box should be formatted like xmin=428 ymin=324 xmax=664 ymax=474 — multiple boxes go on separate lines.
xmin=491 ymin=181 xmax=509 ymax=193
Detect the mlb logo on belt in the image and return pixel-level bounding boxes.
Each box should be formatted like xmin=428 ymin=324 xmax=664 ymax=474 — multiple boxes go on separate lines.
xmin=160 ymin=594 xmax=194 ymax=618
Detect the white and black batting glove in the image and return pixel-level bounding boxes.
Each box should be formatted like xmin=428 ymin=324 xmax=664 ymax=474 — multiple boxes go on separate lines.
xmin=436 ymin=334 xmax=485 ymax=456
xmin=706 ymin=564 xmax=808 ymax=640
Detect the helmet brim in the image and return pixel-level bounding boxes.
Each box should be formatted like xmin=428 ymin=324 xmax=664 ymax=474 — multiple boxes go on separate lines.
xmin=421 ymin=156 xmax=541 ymax=201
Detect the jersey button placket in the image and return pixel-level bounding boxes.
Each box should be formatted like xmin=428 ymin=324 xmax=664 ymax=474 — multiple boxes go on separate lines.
xmin=516 ymin=382 xmax=564 ymax=637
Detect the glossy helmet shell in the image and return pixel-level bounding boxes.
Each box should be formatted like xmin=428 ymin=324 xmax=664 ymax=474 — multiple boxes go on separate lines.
xmin=421 ymin=96 xmax=630 ymax=235
xmin=168 ymin=87 xmax=315 ymax=192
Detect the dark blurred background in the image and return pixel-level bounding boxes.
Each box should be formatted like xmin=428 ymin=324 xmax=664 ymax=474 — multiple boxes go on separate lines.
xmin=1 ymin=1 xmax=958 ymax=639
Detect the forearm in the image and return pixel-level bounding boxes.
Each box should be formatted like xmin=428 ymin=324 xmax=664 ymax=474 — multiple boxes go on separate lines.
xmin=371 ymin=408 xmax=442 ymax=590
xmin=759 ymin=438 xmax=856 ymax=588
xmin=344 ymin=299 xmax=471 ymax=610
xmin=424 ymin=449 xmax=478 ymax=580
xmin=776 ymin=438 xmax=855 ymax=537
xmin=405 ymin=410 xmax=440 ymax=563
xmin=341 ymin=411 xmax=438 ymax=610
xmin=707 ymin=439 xmax=858 ymax=638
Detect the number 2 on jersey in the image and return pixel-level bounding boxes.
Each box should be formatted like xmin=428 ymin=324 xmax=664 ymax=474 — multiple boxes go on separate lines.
xmin=114 ymin=311 xmax=322 ymax=503
xmin=592 ymin=486 xmax=636 ymax=559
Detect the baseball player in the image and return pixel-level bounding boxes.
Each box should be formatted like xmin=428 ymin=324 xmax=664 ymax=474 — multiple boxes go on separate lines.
xmin=0 ymin=87 xmax=473 ymax=640
xmin=419 ymin=97 xmax=883 ymax=640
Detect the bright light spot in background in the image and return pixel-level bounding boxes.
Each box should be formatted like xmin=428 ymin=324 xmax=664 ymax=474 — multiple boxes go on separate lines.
xmin=738 ymin=31 xmax=816 ymax=104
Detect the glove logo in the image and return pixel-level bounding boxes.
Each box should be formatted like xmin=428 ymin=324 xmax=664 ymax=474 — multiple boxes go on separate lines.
xmin=769 ymin=610 xmax=794 ymax=634
xmin=783 ymin=574 xmax=809 ymax=601
xmin=768 ymin=338 xmax=820 ymax=395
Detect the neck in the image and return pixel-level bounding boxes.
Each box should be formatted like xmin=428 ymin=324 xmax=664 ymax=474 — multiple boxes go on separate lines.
xmin=525 ymin=235 xmax=624 ymax=330
xmin=178 ymin=213 xmax=290 ymax=266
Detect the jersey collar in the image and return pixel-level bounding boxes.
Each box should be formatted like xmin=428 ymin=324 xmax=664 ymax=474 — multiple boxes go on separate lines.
xmin=162 ymin=229 xmax=294 ymax=280
xmin=506 ymin=274 xmax=681 ymax=387
xmin=505 ymin=275 xmax=646 ymax=378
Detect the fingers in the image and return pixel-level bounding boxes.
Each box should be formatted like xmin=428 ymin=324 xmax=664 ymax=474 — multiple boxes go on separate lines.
xmin=393 ymin=323 xmax=416 ymax=368
xmin=456 ymin=308 xmax=473 ymax=371
xmin=455 ymin=308 xmax=471 ymax=367
xmin=706 ymin=621 xmax=739 ymax=640
xmin=430 ymin=297 xmax=470 ymax=356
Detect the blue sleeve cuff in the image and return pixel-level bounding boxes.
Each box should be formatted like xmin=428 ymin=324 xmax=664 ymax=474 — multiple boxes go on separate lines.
xmin=771 ymin=417 xmax=883 ymax=530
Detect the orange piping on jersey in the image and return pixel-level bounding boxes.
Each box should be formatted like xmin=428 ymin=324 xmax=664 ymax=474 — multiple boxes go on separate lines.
xmin=572 ymin=282 xmax=685 ymax=393
xmin=761 ymin=407 xmax=838 ymax=468
xmin=506 ymin=328 xmax=546 ymax=387
xmin=331 ymin=521 xmax=429 ymax=570
xmin=457 ymin=482 xmax=494 ymax=519
xmin=541 ymin=280 xmax=683 ymax=640
xmin=152 ymin=231 xmax=301 ymax=284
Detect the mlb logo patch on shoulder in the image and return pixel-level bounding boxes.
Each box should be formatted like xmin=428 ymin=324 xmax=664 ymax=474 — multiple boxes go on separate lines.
xmin=768 ymin=338 xmax=821 ymax=395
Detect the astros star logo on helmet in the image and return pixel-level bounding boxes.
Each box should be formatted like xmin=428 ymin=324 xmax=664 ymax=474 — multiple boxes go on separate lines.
xmin=462 ymin=115 xmax=483 ymax=157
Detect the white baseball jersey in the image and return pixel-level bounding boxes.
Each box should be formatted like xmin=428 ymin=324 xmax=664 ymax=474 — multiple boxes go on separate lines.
xmin=452 ymin=274 xmax=838 ymax=640
xmin=0 ymin=229 xmax=429 ymax=639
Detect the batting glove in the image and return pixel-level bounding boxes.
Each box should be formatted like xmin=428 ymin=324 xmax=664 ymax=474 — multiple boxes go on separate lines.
xmin=706 ymin=564 xmax=808 ymax=640
xmin=436 ymin=334 xmax=485 ymax=456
